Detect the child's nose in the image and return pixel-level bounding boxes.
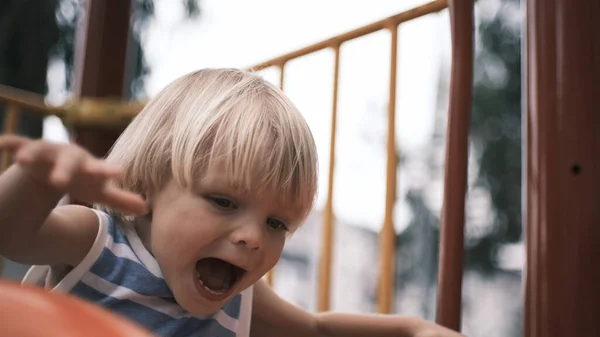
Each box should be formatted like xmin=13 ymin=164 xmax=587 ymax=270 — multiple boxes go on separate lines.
xmin=229 ymin=222 xmax=262 ymax=250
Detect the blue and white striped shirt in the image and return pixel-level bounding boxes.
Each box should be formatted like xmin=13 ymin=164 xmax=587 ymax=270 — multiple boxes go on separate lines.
xmin=22 ymin=210 xmax=253 ymax=337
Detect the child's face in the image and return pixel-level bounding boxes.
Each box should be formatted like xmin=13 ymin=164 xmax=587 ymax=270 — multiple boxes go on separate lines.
xmin=145 ymin=167 xmax=306 ymax=315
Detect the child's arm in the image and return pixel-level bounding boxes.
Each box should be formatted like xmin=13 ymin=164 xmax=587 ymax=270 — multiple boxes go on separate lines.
xmin=250 ymin=279 xmax=465 ymax=337
xmin=0 ymin=135 xmax=146 ymax=267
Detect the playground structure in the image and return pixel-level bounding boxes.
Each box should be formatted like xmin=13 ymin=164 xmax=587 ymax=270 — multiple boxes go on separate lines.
xmin=0 ymin=280 xmax=153 ymax=337
xmin=0 ymin=0 xmax=598 ymax=336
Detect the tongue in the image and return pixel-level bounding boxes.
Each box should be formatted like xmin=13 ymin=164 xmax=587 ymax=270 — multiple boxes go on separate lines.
xmin=196 ymin=258 xmax=233 ymax=291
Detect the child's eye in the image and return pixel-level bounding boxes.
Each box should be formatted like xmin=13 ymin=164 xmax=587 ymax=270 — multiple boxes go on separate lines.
xmin=210 ymin=197 xmax=236 ymax=210
xmin=266 ymin=218 xmax=288 ymax=231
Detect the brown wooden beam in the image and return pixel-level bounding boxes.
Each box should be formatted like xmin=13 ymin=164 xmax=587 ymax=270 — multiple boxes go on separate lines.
xmin=524 ymin=0 xmax=600 ymax=336
xmin=71 ymin=0 xmax=133 ymax=158
xmin=435 ymin=0 xmax=473 ymax=331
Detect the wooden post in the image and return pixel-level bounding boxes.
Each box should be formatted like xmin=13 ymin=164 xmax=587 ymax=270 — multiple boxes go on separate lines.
xmin=317 ymin=45 xmax=341 ymax=312
xmin=265 ymin=63 xmax=286 ymax=287
xmin=377 ymin=24 xmax=398 ymax=315
xmin=1 ymin=104 xmax=19 ymax=170
xmin=70 ymin=0 xmax=134 ymax=157
xmin=435 ymin=0 xmax=473 ymax=331
xmin=524 ymin=0 xmax=600 ymax=336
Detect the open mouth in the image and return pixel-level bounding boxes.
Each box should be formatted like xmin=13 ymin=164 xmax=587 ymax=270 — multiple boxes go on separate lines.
xmin=195 ymin=258 xmax=247 ymax=298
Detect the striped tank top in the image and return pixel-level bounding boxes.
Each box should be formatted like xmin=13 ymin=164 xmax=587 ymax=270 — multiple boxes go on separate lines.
xmin=22 ymin=209 xmax=253 ymax=337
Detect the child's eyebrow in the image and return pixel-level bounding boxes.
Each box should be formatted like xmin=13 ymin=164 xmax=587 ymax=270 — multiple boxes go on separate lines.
xmin=274 ymin=200 xmax=310 ymax=221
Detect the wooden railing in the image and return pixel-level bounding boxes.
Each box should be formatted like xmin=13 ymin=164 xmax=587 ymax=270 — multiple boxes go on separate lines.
xmin=0 ymin=0 xmax=473 ymax=331
xmin=0 ymin=84 xmax=145 ymax=169
xmin=248 ymin=0 xmax=456 ymax=317
xmin=247 ymin=0 xmax=473 ymax=329
xmin=0 ymin=84 xmax=65 ymax=170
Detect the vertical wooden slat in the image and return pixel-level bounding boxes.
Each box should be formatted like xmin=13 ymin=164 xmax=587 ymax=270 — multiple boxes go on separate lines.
xmin=265 ymin=63 xmax=286 ymax=287
xmin=1 ymin=104 xmax=21 ymax=171
xmin=68 ymin=0 xmax=133 ymax=209
xmin=524 ymin=2 xmax=550 ymax=336
xmin=279 ymin=63 xmax=286 ymax=91
xmin=377 ymin=25 xmax=398 ymax=314
xmin=524 ymin=0 xmax=600 ymax=335
xmin=435 ymin=0 xmax=473 ymax=331
xmin=71 ymin=0 xmax=133 ymax=159
xmin=0 ymin=102 xmax=20 ymax=276
xmin=317 ymin=44 xmax=341 ymax=312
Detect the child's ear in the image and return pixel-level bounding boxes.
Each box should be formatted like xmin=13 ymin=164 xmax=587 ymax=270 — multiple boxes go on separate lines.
xmin=142 ymin=204 xmax=152 ymax=218
xmin=143 ymin=194 xmax=153 ymax=217
xmin=135 ymin=191 xmax=152 ymax=217
xmin=134 ymin=204 xmax=152 ymax=226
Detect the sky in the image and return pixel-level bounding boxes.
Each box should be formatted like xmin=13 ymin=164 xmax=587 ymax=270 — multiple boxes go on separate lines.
xmin=45 ymin=0 xmax=455 ymax=233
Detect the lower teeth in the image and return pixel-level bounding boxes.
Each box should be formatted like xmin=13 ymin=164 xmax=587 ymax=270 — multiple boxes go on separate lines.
xmin=197 ymin=272 xmax=229 ymax=295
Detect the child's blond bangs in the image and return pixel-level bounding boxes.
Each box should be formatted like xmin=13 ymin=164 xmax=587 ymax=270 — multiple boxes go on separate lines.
xmin=104 ymin=68 xmax=318 ymax=217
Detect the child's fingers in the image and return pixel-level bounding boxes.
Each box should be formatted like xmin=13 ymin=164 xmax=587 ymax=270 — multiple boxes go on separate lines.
xmin=98 ymin=185 xmax=148 ymax=215
xmin=82 ymin=159 xmax=123 ymax=179
xmin=0 ymin=135 xmax=30 ymax=151
xmin=49 ymin=150 xmax=84 ymax=188
xmin=14 ymin=140 xmax=53 ymax=165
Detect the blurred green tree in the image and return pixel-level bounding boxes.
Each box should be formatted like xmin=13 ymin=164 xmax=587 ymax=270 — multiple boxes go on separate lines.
xmin=0 ymin=0 xmax=60 ymax=138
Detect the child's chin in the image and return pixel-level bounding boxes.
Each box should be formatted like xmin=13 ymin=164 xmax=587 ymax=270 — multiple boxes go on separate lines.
xmin=176 ymin=294 xmax=225 ymax=316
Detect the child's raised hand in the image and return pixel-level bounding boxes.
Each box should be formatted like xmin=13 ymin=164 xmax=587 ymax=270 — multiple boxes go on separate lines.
xmin=0 ymin=135 xmax=147 ymax=215
xmin=412 ymin=322 xmax=467 ymax=337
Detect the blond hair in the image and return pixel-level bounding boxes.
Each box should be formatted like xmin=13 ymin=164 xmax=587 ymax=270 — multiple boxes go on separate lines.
xmin=103 ymin=68 xmax=318 ymax=218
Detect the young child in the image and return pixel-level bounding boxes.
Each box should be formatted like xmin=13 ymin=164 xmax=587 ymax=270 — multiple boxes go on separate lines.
xmin=0 ymin=68 xmax=463 ymax=337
